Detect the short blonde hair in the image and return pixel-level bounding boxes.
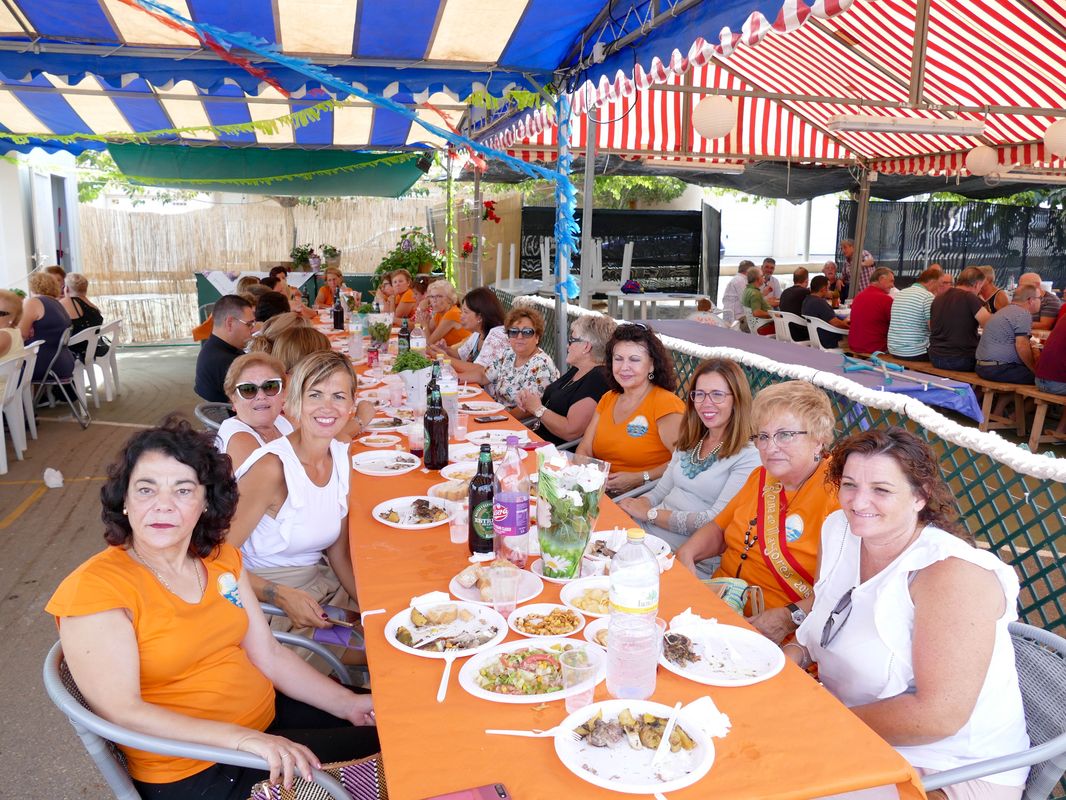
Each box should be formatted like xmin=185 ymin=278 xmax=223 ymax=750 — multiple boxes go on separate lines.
xmin=246 ymin=311 xmax=309 ymax=354
xmin=271 ymin=327 xmax=331 ymax=373
xmin=224 ymin=353 xmax=286 ymax=399
xmin=427 ymin=278 xmax=458 ymax=305
xmin=286 ymin=350 xmax=357 ymax=420
xmin=0 ymin=290 xmax=23 ymax=325
xmin=65 ymin=273 xmax=89 ymax=295
xmin=752 ymin=381 xmax=835 ymax=449
xmin=29 ymin=271 xmax=60 ymax=297
xmin=322 ymin=267 xmax=343 ymax=281
xmin=570 ymin=313 xmax=617 ymax=363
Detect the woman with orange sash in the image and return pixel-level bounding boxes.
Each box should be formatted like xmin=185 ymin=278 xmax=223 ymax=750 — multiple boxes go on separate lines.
xmin=676 ymin=381 xmax=839 ymax=644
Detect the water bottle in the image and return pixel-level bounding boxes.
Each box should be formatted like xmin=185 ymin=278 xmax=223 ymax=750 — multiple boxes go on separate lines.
xmin=606 ymin=528 xmax=661 ymax=700
xmin=411 ymin=321 xmax=427 ymax=353
xmin=348 ymin=323 xmax=364 ymax=361
xmin=439 ymin=358 xmax=460 ymax=438
xmin=492 ymin=436 xmax=530 ymax=568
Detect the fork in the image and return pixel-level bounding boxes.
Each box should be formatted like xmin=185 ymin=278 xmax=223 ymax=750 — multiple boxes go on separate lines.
xmin=484 ymin=727 xmax=582 ymax=740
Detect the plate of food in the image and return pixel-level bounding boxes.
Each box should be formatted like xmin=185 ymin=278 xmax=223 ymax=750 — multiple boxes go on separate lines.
xmin=529 ymin=558 xmax=579 ymax=585
xmin=458 ymin=638 xmax=604 ymax=704
xmin=465 ymin=428 xmax=529 ymax=446
xmin=365 ymin=415 xmax=406 ymax=433
xmin=583 ymin=617 xmax=609 ymax=648
xmin=357 ymin=433 xmax=401 ymax=448
xmin=427 ymin=480 xmax=468 ymax=502
xmin=356 ymin=377 xmax=381 ymax=390
xmin=560 ymin=576 xmax=611 ymax=618
xmin=449 ymin=561 xmax=544 ymax=606
xmin=440 ymin=463 xmax=477 ymax=482
xmin=508 ymin=603 xmax=585 ymax=638
xmin=449 ymin=442 xmax=506 ymax=464
xmin=658 ymin=614 xmax=785 ymax=687
xmin=458 ymin=399 xmax=505 ymax=415
xmin=382 ymin=406 xmax=416 ymax=422
xmin=372 ymin=495 xmax=452 ymax=529
xmin=585 ymin=529 xmax=671 ymax=565
xmin=351 ymin=451 xmax=420 ymax=477
xmin=458 ymin=385 xmax=482 ymax=400
xmin=384 ymin=600 xmax=507 ymax=660
xmin=556 ymin=700 xmax=714 ymax=794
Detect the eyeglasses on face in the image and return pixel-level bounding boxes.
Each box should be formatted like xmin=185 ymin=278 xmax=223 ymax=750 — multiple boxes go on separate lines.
xmin=689 ymin=389 xmax=732 ymax=405
xmin=820 ymin=587 xmax=855 ymax=648
xmin=235 ymin=379 xmax=284 ymax=400
xmin=750 ymin=430 xmax=809 ymax=447
xmin=567 ymin=336 xmax=588 ymax=345
xmin=507 ymin=327 xmax=537 ymax=339
xmin=235 ymin=317 xmax=256 ymax=328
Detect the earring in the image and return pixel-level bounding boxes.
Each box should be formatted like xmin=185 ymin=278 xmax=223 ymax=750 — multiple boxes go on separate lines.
xmin=122 ymin=506 xmax=128 ymax=516
xmin=814 ymin=451 xmax=823 ymax=463
xmin=648 ymin=372 xmax=654 ymax=381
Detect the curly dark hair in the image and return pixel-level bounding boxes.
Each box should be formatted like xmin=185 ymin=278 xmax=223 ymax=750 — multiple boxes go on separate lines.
xmin=100 ymin=416 xmax=239 ymax=557
xmin=826 ymin=427 xmax=970 ymax=542
xmin=604 ymin=322 xmax=677 ymax=393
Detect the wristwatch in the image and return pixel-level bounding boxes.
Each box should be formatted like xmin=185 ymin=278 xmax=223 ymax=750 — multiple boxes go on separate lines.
xmin=533 ymin=405 xmax=547 ymax=419
xmin=642 ymin=470 xmax=651 ymax=483
xmin=786 ymin=603 xmax=807 ymax=628
xmin=646 ymin=506 xmax=660 ymax=522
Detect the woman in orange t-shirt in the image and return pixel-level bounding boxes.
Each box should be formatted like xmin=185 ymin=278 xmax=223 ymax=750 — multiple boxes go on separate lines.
xmin=314 ymin=267 xmax=344 ymax=308
xmin=577 ymin=323 xmax=685 ymax=494
xmin=423 ymin=278 xmax=471 ymax=348
xmin=46 ymin=419 xmax=377 ymax=799
xmin=390 ymin=269 xmax=417 ymax=323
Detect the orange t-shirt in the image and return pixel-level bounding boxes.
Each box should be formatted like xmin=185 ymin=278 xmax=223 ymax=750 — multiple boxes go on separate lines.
xmin=591 ymin=387 xmax=685 ymax=473
xmin=315 ymin=284 xmax=336 ymax=307
xmin=395 ymin=288 xmax=416 ymax=318
xmin=46 ymin=544 xmax=275 ymax=784
xmin=433 ymin=305 xmax=471 ymax=347
xmin=713 ymin=461 xmax=839 ymax=610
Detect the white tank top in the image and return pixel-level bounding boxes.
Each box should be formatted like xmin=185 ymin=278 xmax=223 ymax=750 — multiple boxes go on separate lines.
xmin=235 ymin=436 xmax=350 ymax=570
xmin=796 ymin=511 xmax=1029 ymax=786
xmin=215 ymin=416 xmax=294 ymax=468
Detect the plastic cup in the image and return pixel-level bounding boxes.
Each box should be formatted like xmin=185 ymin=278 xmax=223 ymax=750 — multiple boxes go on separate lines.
xmin=407 ymin=423 xmax=424 ymax=457
xmin=389 ymin=382 xmax=404 ymax=408
xmin=448 ymin=499 xmax=468 ymax=544
xmin=455 ymin=413 xmax=469 ymax=440
xmin=560 ymin=647 xmax=598 ymax=713
xmin=489 ymin=566 xmax=521 ymax=617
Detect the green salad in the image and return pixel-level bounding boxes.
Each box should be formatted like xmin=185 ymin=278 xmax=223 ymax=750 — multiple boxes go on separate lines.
xmin=475 ymin=645 xmax=580 ymax=695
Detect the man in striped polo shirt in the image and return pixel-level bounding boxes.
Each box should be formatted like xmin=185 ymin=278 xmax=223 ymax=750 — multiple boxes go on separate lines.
xmin=887 ymin=267 xmax=945 ymax=362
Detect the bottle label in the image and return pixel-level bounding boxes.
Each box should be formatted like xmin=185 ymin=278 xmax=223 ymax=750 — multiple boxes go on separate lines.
xmin=472 ymin=501 xmax=494 ymax=540
xmin=492 ymin=495 xmax=529 ymax=538
xmin=398 ymin=340 xmax=409 ymax=354
xmin=609 ymin=585 xmax=659 ymax=616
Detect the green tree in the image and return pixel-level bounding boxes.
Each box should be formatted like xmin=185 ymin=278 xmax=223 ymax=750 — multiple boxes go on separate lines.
xmin=483 ymin=175 xmax=688 ymax=209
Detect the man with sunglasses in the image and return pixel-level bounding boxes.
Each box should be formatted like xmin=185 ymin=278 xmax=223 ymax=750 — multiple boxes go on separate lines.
xmin=195 ymin=294 xmax=255 ymax=403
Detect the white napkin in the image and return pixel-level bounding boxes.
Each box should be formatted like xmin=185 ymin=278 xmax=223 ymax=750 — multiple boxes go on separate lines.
xmin=468 ymin=552 xmax=496 ymax=564
xmin=410 ymin=590 xmax=451 ymax=608
xmin=668 ymin=607 xmax=719 ymax=638
xmin=43 ymin=468 xmax=64 ymax=488
xmin=682 ymin=695 xmax=732 ymax=739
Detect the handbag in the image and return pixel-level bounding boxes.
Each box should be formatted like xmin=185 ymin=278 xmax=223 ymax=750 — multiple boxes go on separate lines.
xmin=249 ymin=753 xmax=388 ymax=800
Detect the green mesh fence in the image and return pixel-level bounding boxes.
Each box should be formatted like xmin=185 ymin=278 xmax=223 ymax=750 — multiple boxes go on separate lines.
xmin=495 ymin=288 xmax=1066 ymax=637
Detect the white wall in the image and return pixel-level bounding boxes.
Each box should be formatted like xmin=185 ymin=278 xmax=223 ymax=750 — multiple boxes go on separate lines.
xmin=0 ymin=159 xmax=31 ymax=290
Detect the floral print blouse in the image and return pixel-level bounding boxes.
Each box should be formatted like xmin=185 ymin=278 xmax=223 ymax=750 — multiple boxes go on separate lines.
xmin=485 ymin=348 xmax=559 ymax=408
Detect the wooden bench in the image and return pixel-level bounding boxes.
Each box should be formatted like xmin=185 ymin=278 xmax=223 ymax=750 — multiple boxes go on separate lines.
xmin=1015 ymin=385 xmax=1066 ymax=451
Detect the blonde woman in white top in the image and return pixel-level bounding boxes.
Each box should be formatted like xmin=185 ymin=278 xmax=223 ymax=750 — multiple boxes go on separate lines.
xmin=217 ymin=353 xmax=294 ymax=472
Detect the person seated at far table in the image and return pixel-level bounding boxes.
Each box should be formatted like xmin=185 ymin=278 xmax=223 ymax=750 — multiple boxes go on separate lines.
xmin=847 ymin=267 xmax=895 ymax=354
xmin=195 ymin=294 xmax=255 ymax=404
xmin=247 ymin=312 xmax=310 ymax=356
xmin=618 ymin=358 xmax=760 ymax=576
xmin=431 ymin=287 xmax=508 ymax=391
xmin=676 ymin=381 xmax=840 ymax=643
xmin=390 ymin=269 xmax=417 ymax=323
xmin=822 ymin=261 xmax=846 ymax=306
xmin=516 ymin=314 xmax=617 ymax=446
xmin=928 ymin=267 xmax=992 ymax=372
xmin=789 ymin=428 xmax=1029 ymax=800
xmin=256 ymin=291 xmax=291 ymax=327
xmin=20 ymin=270 xmax=75 ymax=384
xmin=1018 ymin=272 xmax=1061 ymax=331
xmin=721 ymin=259 xmax=756 ymax=330
xmin=977 ymin=266 xmax=1009 ymax=314
xmin=262 ymin=276 xmax=316 ymax=323
xmin=778 ymin=268 xmax=811 ymax=341
xmin=60 ymin=272 xmax=108 ymax=363
xmin=46 ymin=418 xmax=379 ymax=800
xmin=576 ymin=322 xmax=685 ymax=495
xmin=802 ymin=277 xmax=849 ymax=348
xmin=373 ymin=274 xmax=394 ymax=314
xmin=760 ymin=258 xmax=782 ymax=302
xmin=974 ymin=285 xmax=1040 ymax=385
xmin=314 ymin=267 xmax=345 ymax=309
xmin=217 ymin=353 xmax=294 ymax=472
xmin=1035 ymin=315 xmax=1066 ymax=395
xmin=741 ymin=267 xmax=774 ymax=336
xmin=421 ymin=279 xmax=470 ymax=349
xmin=887 ymin=267 xmax=942 ymax=362
xmin=687 ymin=297 xmax=724 ymax=327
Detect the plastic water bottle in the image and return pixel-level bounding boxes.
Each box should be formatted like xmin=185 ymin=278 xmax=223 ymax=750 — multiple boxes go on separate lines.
xmin=492 ymin=436 xmax=530 ymax=568
xmin=411 ymin=322 xmax=427 ymax=353
xmin=606 ymin=528 xmax=661 ymax=700
xmin=439 ymin=358 xmax=460 ymax=438
xmin=348 ymin=325 xmax=364 ymax=361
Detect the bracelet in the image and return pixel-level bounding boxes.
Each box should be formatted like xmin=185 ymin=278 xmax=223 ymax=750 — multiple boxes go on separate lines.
xmin=782 ymin=642 xmax=812 ymax=668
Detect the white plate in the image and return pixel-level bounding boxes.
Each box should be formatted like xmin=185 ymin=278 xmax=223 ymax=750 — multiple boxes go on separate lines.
xmin=351 ymin=451 xmax=420 ymax=477
xmin=560 ymin=576 xmax=611 ymax=618
xmin=507 ymin=603 xmax=585 ymax=638
xmin=554 ymin=699 xmax=715 ymax=794
xmin=440 ymin=462 xmax=477 ymax=482
xmin=459 ymin=385 xmax=482 ymax=399
xmin=382 ymin=406 xmax=417 ymax=421
xmin=530 ymin=558 xmax=579 ymax=585
xmin=585 ymin=528 xmax=670 ymax=561
xmin=426 ymin=481 xmax=468 ymax=502
xmin=583 ymin=617 xmax=609 ymax=648
xmin=465 ymin=428 xmax=528 ymax=446
xmin=449 ymin=442 xmax=506 ymax=463
xmin=365 ymin=416 xmax=407 ymax=433
xmin=448 ymin=569 xmax=544 ymax=606
xmin=457 ymin=399 xmax=505 ymax=415
xmin=659 ymin=623 xmax=785 ymax=687
xmin=458 ymin=637 xmax=604 ymax=704
xmin=383 ymin=602 xmax=507 ymax=660
xmin=372 ymin=495 xmax=452 ymax=529
xmin=357 ymin=434 xmax=401 ymax=448
xmin=357 ymin=377 xmax=381 ymax=390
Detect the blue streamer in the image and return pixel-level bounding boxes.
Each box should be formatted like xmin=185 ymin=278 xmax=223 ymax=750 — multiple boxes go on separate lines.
xmin=127 ymin=0 xmax=582 ymax=268
xmin=553 ymin=93 xmax=580 ymax=299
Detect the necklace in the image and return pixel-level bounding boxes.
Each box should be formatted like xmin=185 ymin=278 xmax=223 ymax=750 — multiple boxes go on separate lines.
xmin=131 ymin=547 xmax=204 ymax=599
xmin=682 ymin=433 xmax=723 ymax=479
xmin=734 ymin=516 xmax=760 ymax=578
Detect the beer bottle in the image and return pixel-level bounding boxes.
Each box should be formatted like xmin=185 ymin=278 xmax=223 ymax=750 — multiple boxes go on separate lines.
xmin=398 ymin=318 xmax=411 ymax=354
xmin=423 ymin=385 xmax=449 ymax=470
xmin=332 ymin=292 xmax=345 ymax=331
xmin=468 ymin=444 xmax=495 ymax=555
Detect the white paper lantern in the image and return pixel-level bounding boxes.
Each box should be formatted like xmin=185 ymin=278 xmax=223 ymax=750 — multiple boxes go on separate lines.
xmin=1045 ymin=119 xmax=1066 ymax=159
xmin=692 ymin=95 xmax=737 ymax=140
xmin=964 ymin=145 xmax=999 ymax=177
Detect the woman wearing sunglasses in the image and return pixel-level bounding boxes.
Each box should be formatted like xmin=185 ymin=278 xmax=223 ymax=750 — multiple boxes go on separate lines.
xmin=618 ymin=358 xmax=761 ymax=575
xmin=789 ymin=429 xmax=1028 ymax=799
xmin=675 ymin=381 xmax=839 ymax=642
xmin=473 ymin=306 xmax=558 ymax=409
xmin=218 ymin=354 xmax=294 ymax=472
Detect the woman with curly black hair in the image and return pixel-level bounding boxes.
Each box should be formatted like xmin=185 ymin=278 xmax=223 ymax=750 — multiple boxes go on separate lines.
xmin=47 ymin=417 xmax=378 ymax=799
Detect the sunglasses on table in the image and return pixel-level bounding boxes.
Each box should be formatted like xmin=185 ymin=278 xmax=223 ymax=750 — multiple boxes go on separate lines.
xmin=689 ymin=389 xmax=732 ymax=404
xmin=820 ymin=587 xmax=855 ymax=648
xmin=750 ymin=430 xmax=809 ymax=447
xmin=234 ymin=379 xmax=284 ymax=400
xmin=507 ymin=327 xmax=537 ymax=339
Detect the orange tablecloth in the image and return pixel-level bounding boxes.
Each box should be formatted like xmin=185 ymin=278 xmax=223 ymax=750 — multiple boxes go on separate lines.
xmin=346 ymin=373 xmax=924 ymax=800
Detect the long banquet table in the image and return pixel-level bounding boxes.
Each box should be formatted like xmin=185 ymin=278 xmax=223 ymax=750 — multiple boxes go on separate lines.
xmin=340 ymin=345 xmax=924 ymax=800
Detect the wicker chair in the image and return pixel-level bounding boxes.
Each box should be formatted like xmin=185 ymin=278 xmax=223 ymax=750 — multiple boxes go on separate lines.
xmin=194 ymin=401 xmax=234 ymax=432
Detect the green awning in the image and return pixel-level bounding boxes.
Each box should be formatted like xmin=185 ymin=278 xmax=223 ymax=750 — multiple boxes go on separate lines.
xmin=108 ymin=144 xmax=426 ymax=197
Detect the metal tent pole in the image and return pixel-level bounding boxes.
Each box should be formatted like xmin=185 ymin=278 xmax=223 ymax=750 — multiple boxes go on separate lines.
xmin=849 ymin=170 xmax=872 ymax=288
xmin=579 ymin=112 xmax=598 ymax=308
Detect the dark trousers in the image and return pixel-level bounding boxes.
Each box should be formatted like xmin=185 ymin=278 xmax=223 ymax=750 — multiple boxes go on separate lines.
xmin=976 ymin=362 xmax=1035 ymax=385
xmin=133 ymin=693 xmax=378 ymax=800
xmin=930 ymin=354 xmax=976 ymax=371
xmin=891 ymin=352 xmax=929 ymax=362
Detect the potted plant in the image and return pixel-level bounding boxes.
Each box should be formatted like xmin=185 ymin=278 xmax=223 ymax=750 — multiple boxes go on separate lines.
xmin=290 ymin=244 xmax=313 ymax=270
xmin=375 ymin=227 xmax=446 ymax=285
xmin=321 ymin=244 xmax=341 ymax=268
xmin=391 ymin=350 xmax=434 ymax=398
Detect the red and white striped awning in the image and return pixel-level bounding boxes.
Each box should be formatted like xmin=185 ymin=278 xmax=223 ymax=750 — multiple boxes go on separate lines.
xmin=481 ymin=0 xmax=1066 ymax=178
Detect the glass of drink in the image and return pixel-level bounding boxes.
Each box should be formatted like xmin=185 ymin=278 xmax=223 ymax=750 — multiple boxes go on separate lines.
xmin=455 ymin=413 xmax=469 ymax=440
xmin=560 ymin=648 xmax=598 ymax=713
xmin=489 ymin=566 xmax=521 ymax=618
xmin=407 ymin=422 xmax=424 ymax=458
xmin=388 ymin=381 xmax=404 ymax=408
xmin=448 ymin=498 xmax=468 ymax=544
xmin=606 ymin=618 xmax=662 ymax=701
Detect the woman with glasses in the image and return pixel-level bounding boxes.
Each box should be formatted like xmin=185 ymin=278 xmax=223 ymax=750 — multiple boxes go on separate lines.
xmin=676 ymin=381 xmax=839 ymax=642
xmin=790 ymin=429 xmax=1028 ymax=799
xmin=469 ymin=306 xmax=558 ymax=408
xmin=421 ymin=279 xmax=470 ymax=349
xmin=516 ymin=314 xmax=617 ymax=446
xmin=313 ymin=267 xmax=345 ymax=309
xmin=618 ymin=359 xmax=761 ymax=574
xmin=576 ymin=323 xmax=685 ymax=494
xmin=218 ymin=354 xmax=294 ymax=472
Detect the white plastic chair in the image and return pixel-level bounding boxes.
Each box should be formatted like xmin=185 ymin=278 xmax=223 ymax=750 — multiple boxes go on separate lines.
xmin=744 ymin=308 xmax=773 ymax=337
xmin=97 ymin=319 xmax=123 ymax=402
xmin=67 ymin=326 xmax=102 ymax=408
xmin=0 ymin=355 xmax=27 ymax=474
xmin=804 ymin=315 xmax=846 ymax=353
xmin=585 ymin=239 xmax=635 ymax=297
xmin=20 ymin=341 xmax=42 ymax=441
xmin=33 ymin=327 xmax=91 ymax=428
xmin=770 ymin=310 xmax=811 ymax=346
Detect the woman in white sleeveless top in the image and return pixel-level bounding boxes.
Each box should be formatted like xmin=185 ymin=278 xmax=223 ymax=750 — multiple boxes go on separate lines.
xmin=228 ymin=351 xmax=359 ymax=639
xmin=789 ymin=429 xmax=1028 ymax=799
xmin=217 ymin=353 xmax=294 ymax=472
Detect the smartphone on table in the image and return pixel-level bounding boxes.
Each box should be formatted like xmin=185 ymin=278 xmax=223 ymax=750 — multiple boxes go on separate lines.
xmin=422 ymin=784 xmax=511 ymax=800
